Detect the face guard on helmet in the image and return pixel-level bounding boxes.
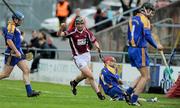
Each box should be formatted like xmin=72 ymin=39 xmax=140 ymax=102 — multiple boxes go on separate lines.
xmin=140 ymin=2 xmax=155 ymax=18
xmin=75 ymin=16 xmax=84 ymax=25
xmin=12 ymin=11 xmax=24 ymax=20
xmin=12 ymin=11 xmax=24 ymax=26
xmin=75 ymin=16 xmax=85 ymax=31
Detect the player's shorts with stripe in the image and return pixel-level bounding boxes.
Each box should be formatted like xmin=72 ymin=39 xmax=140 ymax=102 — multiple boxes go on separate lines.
xmin=4 ymin=49 xmax=24 ymax=66
xmin=73 ymin=52 xmax=90 ymax=69
xmin=128 ymin=46 xmax=149 ymax=68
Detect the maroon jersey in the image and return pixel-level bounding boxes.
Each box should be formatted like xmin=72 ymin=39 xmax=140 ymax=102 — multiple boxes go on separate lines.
xmin=64 ymin=28 xmax=97 ymax=56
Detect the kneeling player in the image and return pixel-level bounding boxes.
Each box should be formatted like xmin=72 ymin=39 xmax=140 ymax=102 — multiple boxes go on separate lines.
xmin=99 ymin=56 xmax=126 ymax=100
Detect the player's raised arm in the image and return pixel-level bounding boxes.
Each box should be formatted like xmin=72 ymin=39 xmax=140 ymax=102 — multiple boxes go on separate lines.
xmin=57 ymin=23 xmax=66 ymax=37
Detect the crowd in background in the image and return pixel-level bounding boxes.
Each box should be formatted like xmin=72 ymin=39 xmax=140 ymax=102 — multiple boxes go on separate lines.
xmin=0 ymin=0 xmax=173 ymax=73
xmin=20 ymin=30 xmax=57 ymax=73
xmin=56 ymin=0 xmax=172 ymax=33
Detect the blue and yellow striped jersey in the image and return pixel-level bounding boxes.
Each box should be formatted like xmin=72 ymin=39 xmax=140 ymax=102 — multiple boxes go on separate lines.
xmin=128 ymin=13 xmax=157 ymax=48
xmin=2 ymin=21 xmax=22 ymax=50
xmin=99 ymin=65 xmax=120 ymax=94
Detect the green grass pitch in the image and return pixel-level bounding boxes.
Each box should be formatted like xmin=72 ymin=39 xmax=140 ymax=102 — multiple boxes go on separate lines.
xmin=0 ymin=80 xmax=179 ymax=108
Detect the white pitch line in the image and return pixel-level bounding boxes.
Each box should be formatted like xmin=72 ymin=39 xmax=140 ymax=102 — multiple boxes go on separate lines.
xmin=3 ymin=86 xmax=96 ymax=99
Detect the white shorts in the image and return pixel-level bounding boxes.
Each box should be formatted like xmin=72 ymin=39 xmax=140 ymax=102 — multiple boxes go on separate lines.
xmin=73 ymin=52 xmax=91 ymax=69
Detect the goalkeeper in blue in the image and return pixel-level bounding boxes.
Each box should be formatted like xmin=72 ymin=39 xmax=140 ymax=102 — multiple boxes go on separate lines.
xmin=0 ymin=11 xmax=40 ymax=97
xmin=99 ymin=56 xmax=127 ymax=101
xmin=127 ymin=2 xmax=163 ymax=106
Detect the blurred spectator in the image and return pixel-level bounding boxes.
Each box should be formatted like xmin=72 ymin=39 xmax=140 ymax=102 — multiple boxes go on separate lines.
xmin=28 ymin=30 xmax=40 ymax=56
xmin=94 ymin=8 xmax=112 ymax=32
xmin=30 ymin=32 xmax=51 ymax=73
xmin=105 ymin=6 xmax=113 ymax=20
xmin=68 ymin=8 xmax=81 ymax=31
xmin=117 ymin=0 xmax=141 ymax=23
xmin=101 ymin=12 xmax=113 ymax=29
xmin=29 ymin=30 xmax=40 ymax=48
xmin=47 ymin=37 xmax=57 ymax=59
xmin=94 ymin=7 xmax=103 ymax=31
xmin=56 ymin=0 xmax=72 ymax=26
xmin=155 ymin=0 xmax=170 ymax=9
xmin=38 ymin=32 xmax=51 ymax=58
xmin=68 ymin=9 xmax=88 ymax=32
xmin=20 ymin=31 xmax=28 ymax=54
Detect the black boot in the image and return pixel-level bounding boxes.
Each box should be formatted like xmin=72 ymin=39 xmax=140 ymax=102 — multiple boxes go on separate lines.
xmin=27 ymin=90 xmax=41 ymax=97
xmin=70 ymin=80 xmax=78 ymax=95
xmin=97 ymin=92 xmax=105 ymax=100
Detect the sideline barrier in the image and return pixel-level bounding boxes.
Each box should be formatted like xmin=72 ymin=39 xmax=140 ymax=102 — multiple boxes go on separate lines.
xmin=0 ymin=57 xmax=179 ymax=86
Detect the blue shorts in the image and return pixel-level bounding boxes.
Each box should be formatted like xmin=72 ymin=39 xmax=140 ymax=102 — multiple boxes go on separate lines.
xmin=4 ymin=48 xmax=24 ymax=66
xmin=107 ymin=86 xmax=124 ymax=99
xmin=4 ymin=55 xmax=24 ymax=66
xmin=128 ymin=46 xmax=149 ymax=68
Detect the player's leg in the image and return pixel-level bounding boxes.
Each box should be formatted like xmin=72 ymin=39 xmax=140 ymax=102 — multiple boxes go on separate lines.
xmin=130 ymin=66 xmax=150 ymax=106
xmin=70 ymin=73 xmax=86 ymax=95
xmin=131 ymin=48 xmax=151 ymax=95
xmin=126 ymin=76 xmax=141 ymax=95
xmin=17 ymin=60 xmax=40 ymax=97
xmin=81 ymin=66 xmax=97 ymax=91
xmin=75 ymin=73 xmax=86 ymax=82
xmin=76 ymin=72 xmax=87 ymax=82
xmin=128 ymin=48 xmax=150 ymax=106
xmin=70 ymin=54 xmax=87 ymax=95
xmin=71 ymin=72 xmax=86 ymax=86
xmin=126 ymin=47 xmax=140 ymax=95
xmin=0 ymin=65 xmax=13 ymax=79
xmin=134 ymin=67 xmax=150 ymax=94
xmin=107 ymin=86 xmax=125 ymax=101
xmin=0 ymin=55 xmax=15 ymax=79
xmin=80 ymin=66 xmax=105 ymax=100
xmin=72 ymin=53 xmax=105 ymax=100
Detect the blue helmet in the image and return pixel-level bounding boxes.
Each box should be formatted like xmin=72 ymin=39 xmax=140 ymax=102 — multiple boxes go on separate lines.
xmin=12 ymin=11 xmax=24 ymax=20
xmin=141 ymin=2 xmax=155 ymax=11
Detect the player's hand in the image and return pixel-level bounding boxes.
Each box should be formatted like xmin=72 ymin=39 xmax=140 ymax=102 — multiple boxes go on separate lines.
xmin=15 ymin=51 xmax=21 ymax=58
xmin=60 ymin=23 xmax=66 ymax=30
xmin=157 ymin=44 xmax=163 ymax=51
xmin=97 ymin=48 xmax=104 ymax=61
xmin=97 ymin=47 xmax=101 ymax=53
xmin=118 ymin=80 xmax=123 ymax=85
xmin=57 ymin=23 xmax=66 ymax=36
